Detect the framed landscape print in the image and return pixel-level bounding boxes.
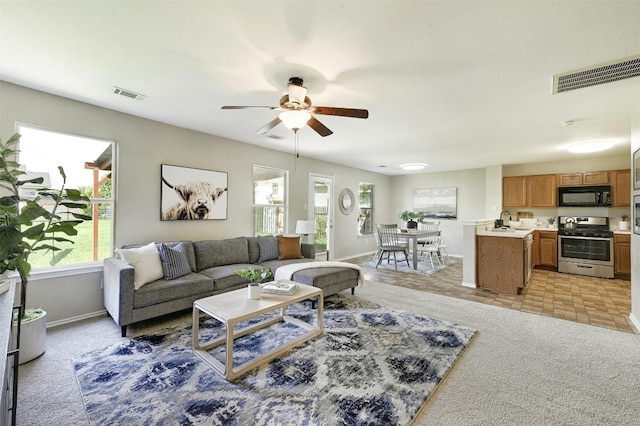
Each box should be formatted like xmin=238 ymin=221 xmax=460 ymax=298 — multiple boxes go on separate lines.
xmin=160 ymin=164 xmax=228 ymax=220
xmin=413 ymin=187 xmax=457 ymax=219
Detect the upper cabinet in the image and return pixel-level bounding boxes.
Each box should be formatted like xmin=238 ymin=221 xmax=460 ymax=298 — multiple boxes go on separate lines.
xmin=503 ymin=176 xmax=528 ymax=207
xmin=505 ymin=169 xmax=630 ymax=209
xmin=528 ymin=174 xmax=557 ymax=207
xmin=611 ymin=169 xmax=631 ymax=207
xmin=557 ymin=171 xmax=609 ymax=186
xmin=503 ymin=174 xmax=555 ymax=207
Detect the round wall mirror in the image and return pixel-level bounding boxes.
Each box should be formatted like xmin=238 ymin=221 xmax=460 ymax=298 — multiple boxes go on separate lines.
xmin=338 ymin=188 xmax=355 ymax=215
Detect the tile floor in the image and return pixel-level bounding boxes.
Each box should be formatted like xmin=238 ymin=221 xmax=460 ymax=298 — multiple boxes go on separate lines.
xmin=345 ymin=254 xmax=637 ymax=334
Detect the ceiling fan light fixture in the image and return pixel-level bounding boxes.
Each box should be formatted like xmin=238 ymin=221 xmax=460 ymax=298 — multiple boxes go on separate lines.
xmin=279 ymin=110 xmax=311 ymax=131
xmin=400 ymin=163 xmax=428 ymax=171
xmin=567 ymin=141 xmax=613 ymax=153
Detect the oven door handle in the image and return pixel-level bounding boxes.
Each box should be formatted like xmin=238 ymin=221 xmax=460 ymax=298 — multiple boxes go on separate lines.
xmin=558 ymin=235 xmax=612 ymax=242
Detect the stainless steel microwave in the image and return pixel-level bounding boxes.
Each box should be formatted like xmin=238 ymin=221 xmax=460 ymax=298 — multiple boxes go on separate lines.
xmin=558 ymin=185 xmax=611 ymax=207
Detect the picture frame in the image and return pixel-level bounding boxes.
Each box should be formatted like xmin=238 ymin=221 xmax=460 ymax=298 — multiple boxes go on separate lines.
xmin=160 ymin=164 xmax=228 ymax=220
xmin=634 ymin=148 xmax=640 ymax=190
xmin=634 ymin=195 xmax=640 ymax=235
xmin=413 ymin=187 xmax=457 ymax=220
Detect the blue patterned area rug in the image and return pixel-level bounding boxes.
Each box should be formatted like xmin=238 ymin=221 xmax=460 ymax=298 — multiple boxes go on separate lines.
xmin=73 ymin=296 xmax=476 ymax=425
xmin=367 ymin=257 xmax=455 ymax=275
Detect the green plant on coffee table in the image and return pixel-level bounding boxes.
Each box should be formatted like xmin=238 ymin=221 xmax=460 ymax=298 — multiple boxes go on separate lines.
xmin=234 ymin=266 xmax=272 ymax=286
xmin=0 ymin=133 xmax=91 ymax=320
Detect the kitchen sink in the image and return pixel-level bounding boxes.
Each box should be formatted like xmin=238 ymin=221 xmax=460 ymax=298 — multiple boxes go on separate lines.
xmin=490 ymin=228 xmax=517 ymax=233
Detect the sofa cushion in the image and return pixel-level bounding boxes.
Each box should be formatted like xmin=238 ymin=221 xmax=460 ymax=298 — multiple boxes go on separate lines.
xmin=133 ymin=272 xmax=213 ymax=308
xmin=291 ymin=267 xmax=359 ymax=288
xmin=199 ymin=264 xmax=263 ymax=291
xmin=278 ymin=236 xmax=304 ymax=260
xmin=122 ymin=241 xmax=197 ymax=273
xmin=158 ymin=243 xmax=192 ymax=280
xmin=194 ymin=237 xmax=249 ymax=271
xmin=247 ymin=237 xmax=260 ymax=264
xmin=257 ymin=235 xmax=280 ymax=262
xmin=115 ymin=242 xmax=164 ymax=290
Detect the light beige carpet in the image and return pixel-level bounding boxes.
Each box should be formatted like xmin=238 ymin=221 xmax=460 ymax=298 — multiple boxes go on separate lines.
xmin=18 ymin=280 xmax=640 ymax=425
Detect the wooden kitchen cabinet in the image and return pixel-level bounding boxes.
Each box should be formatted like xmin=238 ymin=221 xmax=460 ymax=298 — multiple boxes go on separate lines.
xmin=528 ymin=174 xmax=556 ymax=207
xmin=538 ymin=231 xmax=558 ymax=268
xmin=611 ymin=169 xmax=631 ymax=207
xmin=503 ymin=176 xmax=528 ymax=207
xmin=558 ymin=171 xmax=609 ymax=186
xmin=477 ymin=235 xmax=529 ymax=294
xmin=614 ymin=233 xmax=631 ymax=277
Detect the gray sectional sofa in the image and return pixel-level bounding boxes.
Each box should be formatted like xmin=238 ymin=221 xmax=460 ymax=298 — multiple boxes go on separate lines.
xmin=103 ymin=236 xmax=360 ymax=336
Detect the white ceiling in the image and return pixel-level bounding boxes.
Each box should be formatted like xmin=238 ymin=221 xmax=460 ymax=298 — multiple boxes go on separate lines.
xmin=1 ymin=1 xmax=639 ymax=176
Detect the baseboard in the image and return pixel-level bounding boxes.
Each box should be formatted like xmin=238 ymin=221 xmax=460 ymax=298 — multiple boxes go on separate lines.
xmin=461 ymin=282 xmax=477 ymax=288
xmin=47 ymin=310 xmax=107 ymax=329
xmin=630 ymin=312 xmax=640 ymax=333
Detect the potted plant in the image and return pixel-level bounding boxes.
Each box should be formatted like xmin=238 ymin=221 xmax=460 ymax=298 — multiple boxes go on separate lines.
xmin=234 ymin=266 xmax=272 ymax=299
xmin=0 ymin=133 xmax=90 ymax=363
xmin=547 ymin=217 xmax=556 ymax=228
xmin=619 ymin=215 xmax=630 ymax=231
xmin=398 ymin=210 xmax=424 ymax=229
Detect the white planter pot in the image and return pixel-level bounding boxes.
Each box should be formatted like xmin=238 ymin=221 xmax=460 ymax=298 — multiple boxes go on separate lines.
xmin=15 ymin=310 xmax=47 ymax=364
xmin=248 ymin=285 xmax=261 ymax=300
xmin=619 ymin=221 xmax=630 ymax=231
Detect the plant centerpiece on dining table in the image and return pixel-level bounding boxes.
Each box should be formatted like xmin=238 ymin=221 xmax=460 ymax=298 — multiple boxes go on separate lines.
xmin=398 ymin=210 xmax=425 ymax=229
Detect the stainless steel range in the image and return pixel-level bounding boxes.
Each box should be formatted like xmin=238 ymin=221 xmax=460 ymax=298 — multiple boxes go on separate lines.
xmin=557 ymin=216 xmax=614 ymax=278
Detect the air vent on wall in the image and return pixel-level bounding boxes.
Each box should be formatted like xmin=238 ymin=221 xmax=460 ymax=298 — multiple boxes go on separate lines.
xmin=552 ymin=54 xmax=640 ymax=94
xmin=112 ymin=86 xmax=146 ymax=101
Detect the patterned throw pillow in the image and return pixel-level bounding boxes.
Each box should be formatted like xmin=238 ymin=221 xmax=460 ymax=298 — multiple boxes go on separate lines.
xmin=278 ymin=236 xmax=304 ymax=260
xmin=257 ymin=236 xmax=280 ymax=262
xmin=159 ymin=242 xmax=192 ymax=280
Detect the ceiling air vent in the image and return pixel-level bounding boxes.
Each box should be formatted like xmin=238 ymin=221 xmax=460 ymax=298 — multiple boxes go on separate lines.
xmin=552 ymin=54 xmax=640 ymax=94
xmin=112 ymin=86 xmax=146 ymax=101
xmin=266 ymin=134 xmax=286 ymax=141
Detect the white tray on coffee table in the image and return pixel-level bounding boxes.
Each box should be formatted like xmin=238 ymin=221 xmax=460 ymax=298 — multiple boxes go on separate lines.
xmin=192 ymin=283 xmax=323 ymax=380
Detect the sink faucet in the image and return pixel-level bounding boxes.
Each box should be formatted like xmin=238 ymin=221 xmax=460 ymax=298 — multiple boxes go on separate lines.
xmin=499 ymin=210 xmax=512 ymax=221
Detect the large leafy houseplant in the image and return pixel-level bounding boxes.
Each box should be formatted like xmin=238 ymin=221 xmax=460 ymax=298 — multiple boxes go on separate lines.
xmin=0 ymin=133 xmax=91 ymax=320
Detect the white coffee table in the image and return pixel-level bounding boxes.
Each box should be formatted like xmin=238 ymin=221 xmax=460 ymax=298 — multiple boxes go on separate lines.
xmin=192 ymin=283 xmax=323 ymax=380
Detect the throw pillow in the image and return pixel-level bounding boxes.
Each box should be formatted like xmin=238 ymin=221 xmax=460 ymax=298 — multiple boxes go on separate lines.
xmin=115 ymin=242 xmax=164 ymax=290
xmin=257 ymin=235 xmax=280 ymax=262
xmin=158 ymin=243 xmax=192 ymax=280
xmin=278 ymin=236 xmax=304 ymax=260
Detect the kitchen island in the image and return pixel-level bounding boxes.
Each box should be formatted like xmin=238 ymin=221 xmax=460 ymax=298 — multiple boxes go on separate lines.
xmin=476 ymin=228 xmax=534 ymax=294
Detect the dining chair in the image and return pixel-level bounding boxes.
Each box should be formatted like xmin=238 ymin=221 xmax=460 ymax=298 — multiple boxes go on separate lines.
xmin=375 ymin=224 xmax=410 ymax=271
xmin=437 ymin=234 xmax=450 ymax=264
xmin=417 ymin=220 xmax=440 ymax=249
xmin=420 ymin=235 xmax=442 ymax=270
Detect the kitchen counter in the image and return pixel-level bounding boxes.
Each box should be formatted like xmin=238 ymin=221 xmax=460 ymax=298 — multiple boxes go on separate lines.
xmin=476 ymin=228 xmax=534 ymax=238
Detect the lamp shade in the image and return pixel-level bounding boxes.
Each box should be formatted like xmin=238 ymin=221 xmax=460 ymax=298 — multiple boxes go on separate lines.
xmin=295 ymin=220 xmax=315 ymax=235
xmin=279 ymin=110 xmax=311 ymax=130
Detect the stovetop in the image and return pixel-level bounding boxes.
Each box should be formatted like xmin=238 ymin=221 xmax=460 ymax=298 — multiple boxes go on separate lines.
xmin=557 ymin=216 xmax=613 ymax=238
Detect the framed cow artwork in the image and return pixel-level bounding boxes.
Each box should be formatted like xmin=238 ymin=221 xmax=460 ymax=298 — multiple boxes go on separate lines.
xmin=160 ymin=164 xmax=228 ymax=220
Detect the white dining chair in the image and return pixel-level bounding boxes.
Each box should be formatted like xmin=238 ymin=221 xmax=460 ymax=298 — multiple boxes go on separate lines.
xmin=437 ymin=234 xmax=450 ymax=264
xmin=420 ymin=235 xmax=442 ymax=270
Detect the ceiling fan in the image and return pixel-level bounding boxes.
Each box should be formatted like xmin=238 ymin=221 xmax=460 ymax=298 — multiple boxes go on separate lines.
xmin=221 ymin=77 xmax=368 ymax=137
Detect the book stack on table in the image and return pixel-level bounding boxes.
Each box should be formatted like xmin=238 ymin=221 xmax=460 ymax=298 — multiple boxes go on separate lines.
xmin=261 ymin=280 xmax=298 ymax=296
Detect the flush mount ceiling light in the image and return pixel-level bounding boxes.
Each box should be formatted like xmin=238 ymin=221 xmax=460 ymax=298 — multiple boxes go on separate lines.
xmin=567 ymin=141 xmax=613 ymax=153
xmin=400 ymin=163 xmax=428 ymax=171
xmin=278 ymin=110 xmax=311 ymax=131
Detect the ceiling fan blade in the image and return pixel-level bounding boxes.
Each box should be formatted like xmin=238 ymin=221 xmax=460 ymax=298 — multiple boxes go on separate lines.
xmin=312 ymin=106 xmax=369 ymax=119
xmin=221 ymin=105 xmax=278 ymax=110
xmin=256 ymin=117 xmax=282 ymax=135
xmin=307 ymin=116 xmax=333 ymax=137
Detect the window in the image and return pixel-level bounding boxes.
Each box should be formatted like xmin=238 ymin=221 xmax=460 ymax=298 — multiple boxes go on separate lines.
xmin=358 ymin=183 xmax=374 ymax=236
xmin=253 ymin=165 xmax=287 ymax=236
xmin=16 ymin=124 xmax=114 ymax=268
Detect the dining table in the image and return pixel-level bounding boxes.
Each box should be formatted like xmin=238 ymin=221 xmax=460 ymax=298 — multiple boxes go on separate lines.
xmin=396 ymin=229 xmax=441 ymax=270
